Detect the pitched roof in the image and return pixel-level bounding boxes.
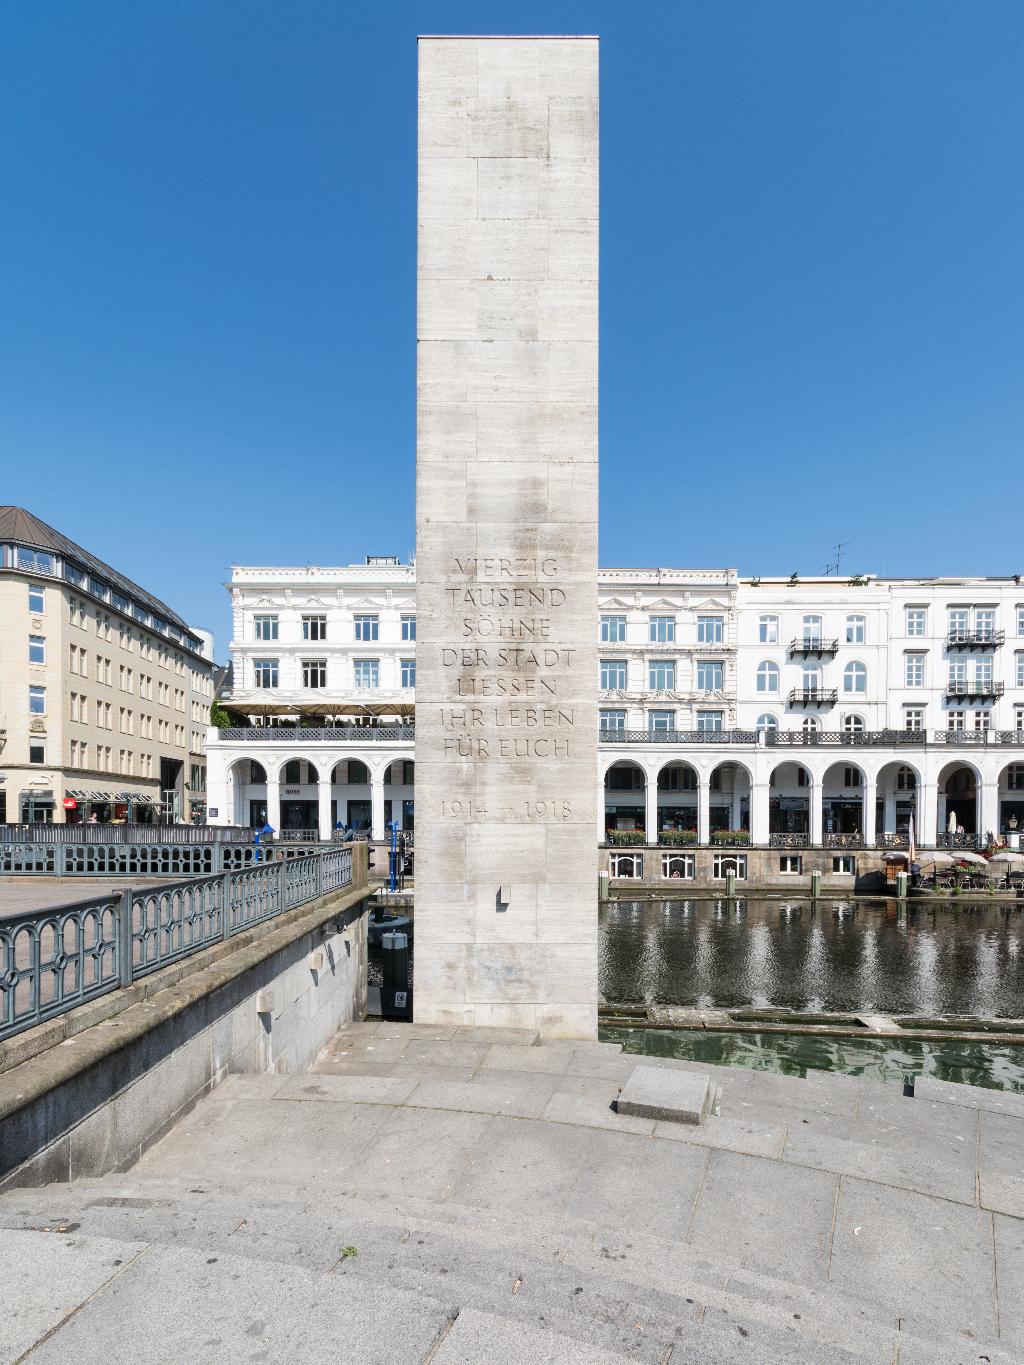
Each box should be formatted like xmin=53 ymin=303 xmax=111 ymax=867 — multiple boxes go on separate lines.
xmin=0 ymin=505 xmax=195 ymax=638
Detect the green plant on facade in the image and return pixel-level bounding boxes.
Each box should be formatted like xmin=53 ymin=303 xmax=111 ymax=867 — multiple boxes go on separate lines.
xmin=660 ymin=829 xmax=697 ymax=847
xmin=607 ymin=830 xmax=644 ymax=847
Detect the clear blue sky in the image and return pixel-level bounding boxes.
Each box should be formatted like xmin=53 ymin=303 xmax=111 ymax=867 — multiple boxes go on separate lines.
xmin=2 ymin=1 xmax=1022 ymax=655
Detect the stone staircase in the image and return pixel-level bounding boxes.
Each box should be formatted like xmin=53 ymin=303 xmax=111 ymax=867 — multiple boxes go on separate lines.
xmin=0 ymin=1026 xmax=1018 ymax=1364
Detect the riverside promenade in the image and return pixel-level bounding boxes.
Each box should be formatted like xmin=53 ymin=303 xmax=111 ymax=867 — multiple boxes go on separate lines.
xmin=0 ymin=1024 xmax=1021 ymax=1364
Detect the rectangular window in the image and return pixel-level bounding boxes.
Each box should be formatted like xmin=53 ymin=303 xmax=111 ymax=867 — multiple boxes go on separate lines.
xmin=698 ymin=615 xmax=724 ymax=643
xmin=712 ymin=852 xmax=746 ymax=880
xmin=601 ymin=614 xmax=626 ymax=643
xmin=302 ymin=659 xmax=327 ymax=688
xmin=843 ymin=766 xmax=861 ymax=787
xmin=1016 ymin=654 xmax=1024 ymax=688
xmin=401 ymin=615 xmax=416 ymax=641
xmin=905 ymin=653 xmax=925 ymax=687
xmin=600 ymin=659 xmax=627 ymax=690
xmin=905 ymin=607 xmax=926 ymax=637
xmin=253 ymin=658 xmax=279 ymax=689
xmin=18 ymin=546 xmax=54 ymax=574
xmin=948 ymin=607 xmax=969 ymax=641
xmin=600 ymin=710 xmax=626 ymax=731
xmin=1015 ymin=704 xmax=1024 ymax=732
xmin=974 ymin=709 xmax=991 ymax=731
xmin=254 ymin=614 xmax=279 ymax=641
xmin=975 ymin=608 xmax=996 ymax=640
xmin=948 ymin=659 xmax=967 ymax=688
xmin=802 ymin=616 xmax=823 ymax=644
xmin=401 ymin=658 xmax=416 ymax=688
xmin=662 ymin=853 xmax=695 ymax=880
xmin=29 ymin=685 xmax=45 ymax=714
xmin=947 ymin=710 xmax=965 ymax=732
xmin=832 ymin=856 xmax=855 ymax=875
xmin=975 ymin=656 xmax=993 ymax=687
xmin=647 ymin=710 xmax=675 ymax=732
xmin=354 ymin=615 xmax=379 ymax=641
xmin=846 ymin=615 xmax=865 ymax=644
xmin=648 ymin=660 xmax=676 ymax=690
xmin=649 ymin=614 xmax=675 ymax=642
xmin=779 ymin=855 xmax=802 ymax=874
xmin=28 ymin=584 xmax=44 ymax=613
xmin=302 ymin=615 xmax=327 ymax=641
xmin=759 ymin=615 xmax=779 ymax=644
xmin=904 ymin=706 xmax=925 ymax=731
xmin=29 ymin=740 xmax=45 ymax=765
xmin=28 ymin=635 xmax=45 ymax=664
xmin=696 ymin=659 xmax=723 ymax=691
xmin=354 ymin=658 xmax=379 ymax=689
xmin=696 ymin=710 xmax=723 ymax=733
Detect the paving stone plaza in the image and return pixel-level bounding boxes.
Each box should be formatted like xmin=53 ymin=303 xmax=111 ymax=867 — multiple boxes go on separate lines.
xmin=2 ymin=1026 xmax=1023 ymax=1362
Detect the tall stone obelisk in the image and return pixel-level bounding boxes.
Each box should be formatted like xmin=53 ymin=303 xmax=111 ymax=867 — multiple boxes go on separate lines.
xmin=415 ymin=36 xmax=599 ymax=1038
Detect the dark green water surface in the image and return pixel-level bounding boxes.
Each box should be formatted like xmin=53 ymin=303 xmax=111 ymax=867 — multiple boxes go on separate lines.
xmin=601 ymin=1025 xmax=1024 ymax=1094
xmin=599 ymin=897 xmax=1024 ymax=1018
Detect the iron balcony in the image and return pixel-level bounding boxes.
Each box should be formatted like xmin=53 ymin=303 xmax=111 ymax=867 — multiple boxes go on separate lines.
xmin=787 ymin=687 xmax=839 ymax=707
xmin=787 ymin=638 xmax=839 ymax=657
xmin=946 ymin=631 xmax=1004 ymax=650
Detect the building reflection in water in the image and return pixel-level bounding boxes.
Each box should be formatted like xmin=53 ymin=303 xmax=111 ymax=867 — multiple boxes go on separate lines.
xmin=598 ymin=897 xmax=1024 ymax=1018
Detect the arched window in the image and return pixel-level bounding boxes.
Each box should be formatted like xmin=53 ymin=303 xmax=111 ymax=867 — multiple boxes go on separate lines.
xmin=756 ymin=660 xmax=780 ymax=693
xmin=755 ymin=713 xmax=778 ymax=733
xmin=843 ymin=661 xmax=867 ymax=693
xmin=802 ymin=715 xmax=820 ymax=737
xmin=843 ymin=714 xmax=865 ymax=734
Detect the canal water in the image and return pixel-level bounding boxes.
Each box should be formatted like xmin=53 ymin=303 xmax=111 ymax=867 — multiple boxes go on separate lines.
xmin=599 ymin=897 xmax=1024 ymax=1018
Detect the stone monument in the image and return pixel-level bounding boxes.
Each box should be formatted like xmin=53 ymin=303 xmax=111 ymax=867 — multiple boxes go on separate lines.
xmin=415 ymin=35 xmax=599 ymax=1038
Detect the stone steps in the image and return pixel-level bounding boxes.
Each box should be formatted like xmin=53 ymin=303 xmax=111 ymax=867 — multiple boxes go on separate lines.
xmin=2 ymin=1172 xmax=1012 ymax=1365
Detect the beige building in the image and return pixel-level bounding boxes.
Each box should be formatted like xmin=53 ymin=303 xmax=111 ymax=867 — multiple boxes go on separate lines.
xmin=0 ymin=507 xmax=215 ymax=825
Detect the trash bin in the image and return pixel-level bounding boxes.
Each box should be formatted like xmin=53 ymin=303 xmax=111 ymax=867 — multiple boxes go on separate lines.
xmin=381 ymin=930 xmax=412 ymax=1021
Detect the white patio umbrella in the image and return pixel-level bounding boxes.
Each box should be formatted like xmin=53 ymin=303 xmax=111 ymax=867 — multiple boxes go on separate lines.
xmin=955 ymin=851 xmax=987 ymax=866
xmin=989 ymin=851 xmax=1024 ymax=866
xmin=920 ymin=852 xmax=955 ymax=869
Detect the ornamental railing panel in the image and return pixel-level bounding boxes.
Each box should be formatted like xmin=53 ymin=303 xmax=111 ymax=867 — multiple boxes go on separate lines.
xmin=0 ymin=846 xmax=354 ymax=1043
xmin=216 ymin=726 xmax=415 ymax=743
xmin=936 ymin=832 xmax=984 ymax=850
xmin=767 ymin=729 xmax=923 ymax=746
xmin=768 ymin=833 xmax=811 ymax=848
xmin=598 ymin=729 xmax=757 ymax=744
xmin=0 ymin=824 xmax=254 ymax=845
xmin=823 ymin=833 xmax=864 ymax=848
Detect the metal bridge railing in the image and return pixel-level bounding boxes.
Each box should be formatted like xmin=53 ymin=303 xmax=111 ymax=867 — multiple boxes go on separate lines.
xmin=0 ymin=846 xmax=353 ymax=1044
xmin=0 ymin=838 xmax=337 ymax=878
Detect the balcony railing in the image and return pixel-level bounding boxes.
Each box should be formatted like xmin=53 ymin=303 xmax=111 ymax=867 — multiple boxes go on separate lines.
xmin=788 ymin=638 xmax=839 ymax=657
xmin=787 ymin=688 xmax=838 ymax=707
xmin=936 ymin=832 xmax=984 ymax=850
xmin=823 ymin=833 xmax=864 ymax=848
xmin=946 ymin=631 xmax=1004 ymax=650
xmin=767 ymin=729 xmax=921 ymax=746
xmin=216 ymin=726 xmax=415 ymax=743
xmin=945 ymin=681 xmax=1004 ymax=701
xmin=599 ymin=728 xmax=757 ymax=744
xmin=769 ymin=833 xmax=810 ymax=848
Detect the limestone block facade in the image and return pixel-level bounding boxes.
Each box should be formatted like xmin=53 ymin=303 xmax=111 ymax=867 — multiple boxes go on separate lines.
xmin=415 ymin=36 xmax=600 ymax=1037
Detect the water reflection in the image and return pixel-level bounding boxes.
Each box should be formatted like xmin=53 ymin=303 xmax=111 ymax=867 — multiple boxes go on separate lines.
xmin=602 ymin=1026 xmax=1024 ymax=1094
xmin=599 ymin=897 xmax=1024 ymax=1018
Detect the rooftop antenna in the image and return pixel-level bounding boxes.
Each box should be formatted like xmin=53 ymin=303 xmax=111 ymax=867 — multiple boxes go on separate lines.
xmin=824 ymin=541 xmax=847 ymax=576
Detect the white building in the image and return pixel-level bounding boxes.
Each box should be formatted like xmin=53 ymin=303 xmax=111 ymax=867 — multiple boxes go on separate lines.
xmin=207 ymin=562 xmax=1024 ymax=859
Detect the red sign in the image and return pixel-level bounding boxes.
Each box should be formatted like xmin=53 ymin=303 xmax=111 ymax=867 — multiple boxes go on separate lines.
xmin=63 ymin=797 xmax=77 ymax=810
